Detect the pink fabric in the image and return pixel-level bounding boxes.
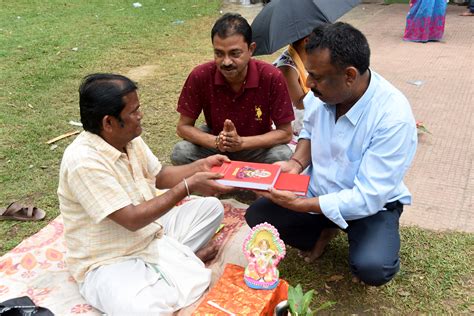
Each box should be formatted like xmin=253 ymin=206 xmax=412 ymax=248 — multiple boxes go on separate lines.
xmin=0 ymin=199 xmax=246 ymax=315
xmin=403 ymin=0 xmax=446 ymax=42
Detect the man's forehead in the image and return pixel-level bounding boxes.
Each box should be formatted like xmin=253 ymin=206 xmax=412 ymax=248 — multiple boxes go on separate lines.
xmin=306 ymin=48 xmax=333 ymax=71
xmin=122 ymin=91 xmax=139 ymax=107
xmin=212 ymin=34 xmax=247 ymax=47
xmin=312 ymin=48 xmax=332 ymax=63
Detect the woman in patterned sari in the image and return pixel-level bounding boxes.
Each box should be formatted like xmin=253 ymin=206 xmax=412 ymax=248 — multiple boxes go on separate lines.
xmin=403 ymin=0 xmax=447 ymax=42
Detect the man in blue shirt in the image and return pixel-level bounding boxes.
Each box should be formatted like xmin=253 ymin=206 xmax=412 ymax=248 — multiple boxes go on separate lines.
xmin=245 ymin=22 xmax=417 ymax=286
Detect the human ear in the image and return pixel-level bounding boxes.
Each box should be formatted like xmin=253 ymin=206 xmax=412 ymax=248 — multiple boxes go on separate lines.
xmin=102 ymin=115 xmax=114 ymax=133
xmin=345 ymin=67 xmax=358 ymax=86
xmin=249 ymin=42 xmax=256 ymax=56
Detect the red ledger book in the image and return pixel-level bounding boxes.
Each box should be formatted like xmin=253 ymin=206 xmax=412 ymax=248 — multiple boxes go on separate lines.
xmin=273 ymin=172 xmax=310 ymax=196
xmin=211 ymin=161 xmax=310 ymax=196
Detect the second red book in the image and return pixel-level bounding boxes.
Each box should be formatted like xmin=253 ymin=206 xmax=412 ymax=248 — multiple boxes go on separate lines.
xmin=211 ymin=161 xmax=309 ymax=196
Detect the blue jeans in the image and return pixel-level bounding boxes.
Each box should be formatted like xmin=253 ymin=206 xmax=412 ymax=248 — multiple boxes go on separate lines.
xmin=470 ymin=0 xmax=474 ymax=13
xmin=245 ymin=198 xmax=403 ymax=286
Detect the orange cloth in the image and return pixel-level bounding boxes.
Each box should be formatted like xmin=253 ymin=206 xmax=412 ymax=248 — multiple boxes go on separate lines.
xmin=193 ymin=264 xmax=288 ymax=316
xmin=287 ymin=44 xmax=310 ymax=94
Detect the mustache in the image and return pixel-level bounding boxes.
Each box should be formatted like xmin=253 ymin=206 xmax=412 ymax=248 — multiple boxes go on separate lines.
xmin=312 ymin=88 xmax=322 ymax=97
xmin=220 ymin=65 xmax=236 ymax=71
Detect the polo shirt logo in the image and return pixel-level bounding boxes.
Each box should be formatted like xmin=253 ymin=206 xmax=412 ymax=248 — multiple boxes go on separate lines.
xmin=255 ymin=105 xmax=263 ymax=121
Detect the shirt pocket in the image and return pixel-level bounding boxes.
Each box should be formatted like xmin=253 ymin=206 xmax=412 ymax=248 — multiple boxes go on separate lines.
xmin=335 ymin=156 xmax=361 ymax=189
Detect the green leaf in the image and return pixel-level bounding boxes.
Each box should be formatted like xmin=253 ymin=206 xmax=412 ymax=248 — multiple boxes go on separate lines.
xmin=288 ymin=284 xmax=317 ymax=315
xmin=301 ymin=289 xmax=315 ymax=312
xmin=288 ymin=285 xmax=298 ymax=313
xmin=417 ymin=125 xmax=432 ymax=134
xmin=315 ymin=301 xmax=337 ymax=313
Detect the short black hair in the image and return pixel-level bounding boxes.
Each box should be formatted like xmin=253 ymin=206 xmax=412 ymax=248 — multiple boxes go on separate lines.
xmin=211 ymin=13 xmax=252 ymax=46
xmin=79 ymin=73 xmax=137 ymax=135
xmin=306 ymin=22 xmax=370 ymax=74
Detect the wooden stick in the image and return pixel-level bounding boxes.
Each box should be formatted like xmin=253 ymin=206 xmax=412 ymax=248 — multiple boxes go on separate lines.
xmin=46 ymin=130 xmax=80 ymax=144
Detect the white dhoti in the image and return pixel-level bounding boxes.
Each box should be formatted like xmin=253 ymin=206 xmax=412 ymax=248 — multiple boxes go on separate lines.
xmin=79 ymin=197 xmax=224 ymax=315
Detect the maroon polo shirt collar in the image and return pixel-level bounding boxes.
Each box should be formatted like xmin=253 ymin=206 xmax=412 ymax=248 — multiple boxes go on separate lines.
xmin=213 ymin=58 xmax=259 ymax=89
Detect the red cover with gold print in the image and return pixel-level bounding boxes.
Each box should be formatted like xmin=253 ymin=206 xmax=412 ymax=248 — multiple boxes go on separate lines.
xmin=192 ymin=264 xmax=288 ymax=315
xmin=211 ymin=161 xmax=281 ymax=190
xmin=212 ymin=161 xmax=310 ymax=196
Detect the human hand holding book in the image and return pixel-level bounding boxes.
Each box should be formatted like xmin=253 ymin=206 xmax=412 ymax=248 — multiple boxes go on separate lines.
xmin=211 ymin=160 xmax=309 ymax=196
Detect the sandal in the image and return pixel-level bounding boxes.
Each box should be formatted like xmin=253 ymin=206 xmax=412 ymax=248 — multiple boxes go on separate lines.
xmin=0 ymin=202 xmax=46 ymax=221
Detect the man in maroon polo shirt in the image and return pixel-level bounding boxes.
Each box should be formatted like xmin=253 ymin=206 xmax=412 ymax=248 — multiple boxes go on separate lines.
xmin=171 ymin=13 xmax=294 ymax=165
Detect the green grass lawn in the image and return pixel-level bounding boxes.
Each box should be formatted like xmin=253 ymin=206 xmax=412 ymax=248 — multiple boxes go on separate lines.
xmin=1 ymin=0 xmax=473 ymax=314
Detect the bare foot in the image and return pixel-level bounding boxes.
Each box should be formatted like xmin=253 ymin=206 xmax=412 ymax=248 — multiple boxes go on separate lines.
xmin=296 ymin=249 xmax=321 ymax=262
xmin=460 ymin=10 xmax=474 ymax=16
xmin=297 ymin=249 xmax=311 ymax=259
xmin=196 ymin=244 xmax=219 ymax=263
xmin=303 ymin=228 xmax=339 ymax=263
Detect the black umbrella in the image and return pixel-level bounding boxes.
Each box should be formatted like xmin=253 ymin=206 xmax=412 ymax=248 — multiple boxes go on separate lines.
xmin=251 ymin=0 xmax=361 ymax=55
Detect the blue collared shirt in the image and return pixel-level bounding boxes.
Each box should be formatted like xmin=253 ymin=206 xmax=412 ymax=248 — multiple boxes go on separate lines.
xmin=299 ymin=70 xmax=417 ymax=229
